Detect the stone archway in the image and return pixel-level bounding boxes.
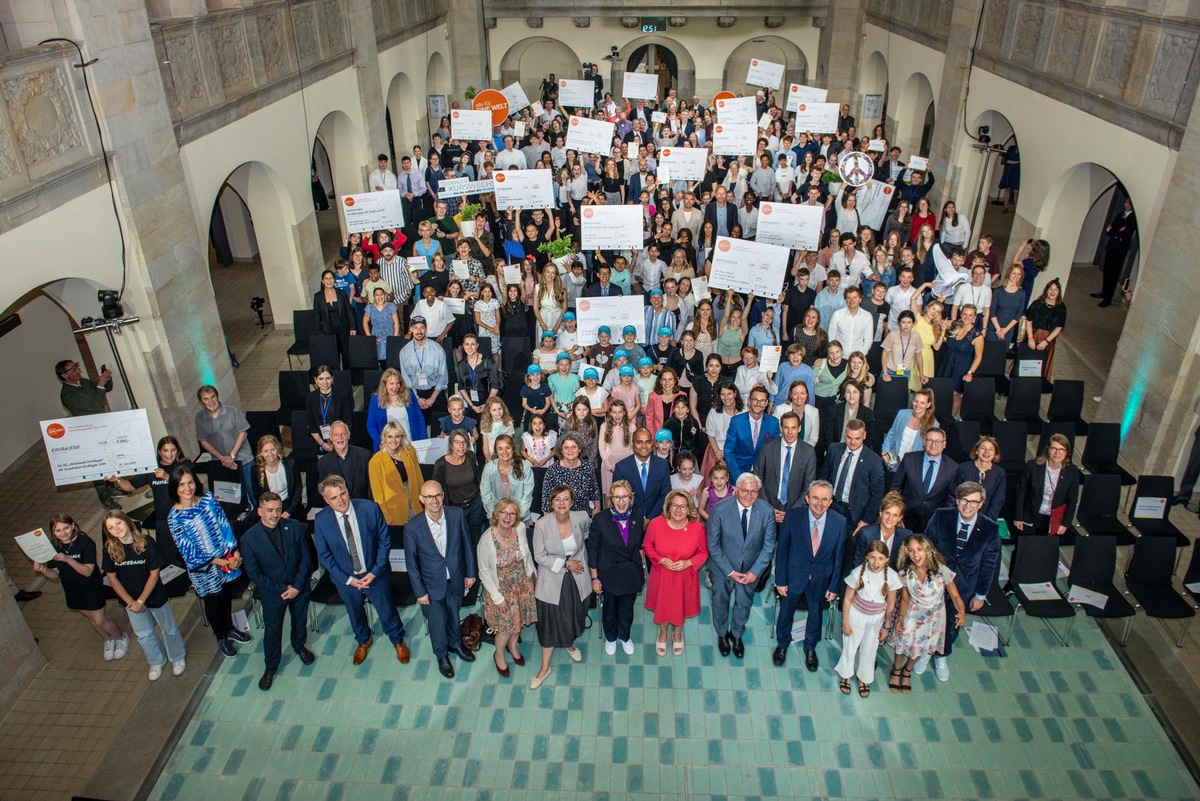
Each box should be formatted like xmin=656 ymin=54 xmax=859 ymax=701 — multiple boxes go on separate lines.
xmin=861 ymin=50 xmax=889 ymax=131
xmin=722 ymin=35 xmax=809 ymax=97
xmin=894 ymin=72 xmax=934 ymax=158
xmin=314 ymin=109 xmax=363 ymax=242
xmin=386 ymin=71 xmax=419 ymax=162
xmin=615 ymin=35 xmax=696 ymax=102
xmin=498 ymin=37 xmax=583 ymax=108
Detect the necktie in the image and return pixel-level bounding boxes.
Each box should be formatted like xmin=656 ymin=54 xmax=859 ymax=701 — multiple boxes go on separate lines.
xmin=752 ymin=418 xmax=760 ymax=446
xmin=957 ymin=522 xmax=970 ymax=554
xmin=341 ymin=513 xmax=364 ymax=574
xmin=923 ymin=458 xmax=936 ymax=495
xmin=811 ymin=520 xmax=821 ymax=555
xmin=741 ymin=507 xmax=749 ymax=538
xmin=780 ymin=445 xmax=793 ymax=501
xmin=640 ymin=460 xmax=648 ymax=491
xmin=835 ymin=450 xmax=855 ymax=502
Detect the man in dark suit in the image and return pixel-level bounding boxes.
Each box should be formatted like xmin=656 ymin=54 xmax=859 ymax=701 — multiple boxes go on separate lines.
xmin=317 ymin=420 xmax=372 ymax=501
xmin=892 ymin=428 xmax=958 ymax=532
xmin=1094 ymin=198 xmax=1136 ymax=307
xmin=924 ymin=481 xmax=1000 ymax=682
xmin=724 ymin=387 xmax=780 ymax=481
xmin=241 ymin=492 xmax=315 ymax=690
xmin=583 ymin=264 xmax=624 ymax=297
xmin=702 ymin=185 xmax=739 ymax=237
xmin=754 ymin=411 xmax=817 ymax=523
xmin=820 ymin=419 xmax=885 ymax=536
xmin=612 ymin=429 xmax=672 ymax=520
xmin=773 ymin=480 xmax=847 ymax=671
xmin=706 ymin=473 xmax=777 ymax=659
xmin=404 ymin=480 xmax=477 ymax=678
xmin=313 ymin=475 xmax=410 ymax=666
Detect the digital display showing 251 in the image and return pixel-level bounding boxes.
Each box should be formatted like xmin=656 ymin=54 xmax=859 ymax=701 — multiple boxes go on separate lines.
xmin=640 ymin=17 xmax=667 ymax=33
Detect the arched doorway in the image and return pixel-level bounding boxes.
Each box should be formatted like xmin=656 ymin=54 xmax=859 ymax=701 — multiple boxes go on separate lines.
xmin=426 ymin=51 xmax=450 ymax=136
xmin=722 ymin=36 xmax=809 ymax=97
xmin=386 ymin=71 xmax=419 ymax=164
xmin=956 ymin=109 xmax=1020 ymax=260
xmin=313 ymin=110 xmax=362 ymax=249
xmin=861 ymin=51 xmax=889 ymax=131
xmin=895 ymin=72 xmax=934 ymax=159
xmin=616 ymin=36 xmax=696 ymax=102
xmin=498 ymin=37 xmax=583 ymax=108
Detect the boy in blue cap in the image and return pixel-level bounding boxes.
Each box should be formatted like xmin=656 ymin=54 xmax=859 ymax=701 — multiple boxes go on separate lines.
xmin=648 ymin=325 xmax=676 ymax=369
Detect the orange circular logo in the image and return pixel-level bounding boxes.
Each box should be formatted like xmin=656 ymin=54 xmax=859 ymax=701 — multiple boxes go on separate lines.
xmin=33 ymin=529 xmax=45 ymax=537
xmin=752 ymin=60 xmax=759 ymax=66
xmin=494 ymin=173 xmax=506 ymax=183
xmin=343 ymin=197 xmax=355 ymax=206
xmin=762 ymin=204 xmax=772 ymax=214
xmin=798 ymin=104 xmax=807 ymax=111
xmin=471 ymin=89 xmax=510 ymax=125
xmin=583 ymin=208 xmax=594 ymax=218
xmin=714 ymin=91 xmax=735 ymax=105
xmin=662 ymin=149 xmax=671 ymax=157
xmin=452 ymin=111 xmax=460 ymax=118
xmin=883 ymin=186 xmax=893 ymax=195
xmin=46 ymin=423 xmax=66 ymax=439
xmin=570 ymin=117 xmax=579 ymax=126
xmin=560 ymin=80 xmax=568 ymax=87
xmin=718 ymin=100 xmax=725 ymax=108
xmin=578 ymin=300 xmax=591 ymax=312
xmin=718 ymin=240 xmax=731 ymax=252
xmin=715 ymin=125 xmax=723 ymax=133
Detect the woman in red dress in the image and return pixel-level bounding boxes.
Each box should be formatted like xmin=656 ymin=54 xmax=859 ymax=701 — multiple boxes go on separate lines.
xmin=643 ymin=489 xmax=709 ymax=656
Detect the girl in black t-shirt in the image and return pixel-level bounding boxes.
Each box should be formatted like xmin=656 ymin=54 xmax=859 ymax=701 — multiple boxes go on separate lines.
xmin=33 ymin=514 xmax=129 ymax=661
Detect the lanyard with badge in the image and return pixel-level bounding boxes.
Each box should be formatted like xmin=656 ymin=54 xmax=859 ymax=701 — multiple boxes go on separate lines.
xmin=415 ymin=345 xmax=429 ymax=388
xmin=895 ymin=332 xmax=912 ymax=376
xmin=319 ymin=393 xmax=333 ymax=441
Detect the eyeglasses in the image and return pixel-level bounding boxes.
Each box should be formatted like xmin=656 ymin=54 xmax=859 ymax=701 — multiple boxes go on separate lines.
xmin=957 ymin=498 xmax=983 ymax=507
xmin=809 ymin=496 xmax=833 ymax=504
xmin=611 ymin=495 xmax=632 ymax=502
xmin=420 ymin=493 xmax=444 ymax=501
xmin=498 ymin=511 xmax=517 ymax=517
xmin=669 ymin=503 xmax=690 ymax=511
xmin=736 ymin=486 xmax=760 ymax=494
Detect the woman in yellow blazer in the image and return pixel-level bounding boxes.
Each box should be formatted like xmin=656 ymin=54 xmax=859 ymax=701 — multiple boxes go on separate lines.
xmin=368 ymin=422 xmax=425 ymax=530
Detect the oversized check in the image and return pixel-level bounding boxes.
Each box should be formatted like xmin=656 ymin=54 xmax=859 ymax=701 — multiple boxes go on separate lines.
xmin=341 ymin=192 xmax=404 ymax=234
xmin=792 ymin=102 xmax=840 ymax=134
xmin=493 ymin=170 xmax=554 ymax=209
xmin=451 ymin=109 xmax=493 ymax=141
xmin=566 ymin=115 xmax=615 ymax=155
xmin=501 ymin=82 xmax=530 ymax=113
xmin=558 ymin=78 xmax=594 ymax=107
xmin=755 ymin=202 xmax=825 ymax=250
xmin=746 ymin=58 xmax=785 ymax=90
xmin=786 ymin=83 xmax=828 ymax=111
xmin=575 ymin=295 xmax=646 ymax=346
xmin=855 ymin=179 xmax=895 ymax=230
xmin=41 ymin=409 xmax=157 ymax=486
xmin=438 ymin=177 xmax=495 ymax=199
xmin=658 ymin=147 xmax=708 ymax=181
xmin=581 ymin=205 xmax=643 ymax=250
xmin=711 ymin=123 xmax=757 ymax=156
xmin=707 ymin=237 xmax=790 ymax=298
xmin=714 ymin=96 xmax=757 ymax=125
xmin=622 ymin=72 xmax=659 ymax=101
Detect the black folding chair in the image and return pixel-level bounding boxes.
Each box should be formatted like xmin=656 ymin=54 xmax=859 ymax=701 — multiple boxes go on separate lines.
xmin=289 ymin=410 xmax=320 ymax=462
xmin=331 ymin=370 xmax=354 ymax=408
xmin=872 ymin=377 xmax=910 ymax=429
xmin=385 ymin=336 xmax=407 ymax=371
xmin=350 ymin=410 xmax=374 ymax=451
xmin=1009 ymin=536 xmax=1076 ymax=646
xmin=246 ymin=411 xmax=281 ymax=453
xmin=993 ymin=421 xmax=1029 ymax=473
xmin=866 ymin=343 xmax=883 ymax=377
xmin=362 ymin=369 xmax=383 ymax=410
xmin=1075 ymin=474 xmax=1136 ymax=546
xmin=347 ymin=336 xmax=379 ymax=387
xmin=1014 ymin=343 xmax=1049 ymax=393
xmin=309 ymin=335 xmax=339 ymax=371
xmin=1004 ymin=377 xmax=1044 ymax=434
xmin=1125 ymin=536 xmax=1195 ymax=647
xmin=286 ymin=309 xmax=317 ymax=370
xmin=925 ymin=377 xmax=953 ymax=420
xmin=946 ymin=419 xmax=979 ymax=464
xmin=1047 ymin=379 xmax=1088 ymax=435
xmin=1081 ymin=423 xmax=1136 ymax=487
xmin=968 ymin=554 xmax=1016 ymax=645
xmin=960 ymin=377 xmax=998 ymax=434
xmin=1129 ymin=475 xmax=1189 ymax=547
xmin=277 ymin=370 xmax=310 ymax=425
xmin=976 ymin=339 xmax=1009 ymax=382
xmin=1037 ymin=421 xmax=1076 ymax=458
xmin=1066 ymin=535 xmax=1136 ymax=644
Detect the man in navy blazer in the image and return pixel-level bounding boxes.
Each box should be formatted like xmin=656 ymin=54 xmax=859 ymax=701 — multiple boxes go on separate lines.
xmin=924 ymin=481 xmax=1000 ymax=682
xmin=773 ymin=480 xmax=847 ymax=671
xmin=404 ymin=480 xmax=478 ymax=678
xmin=313 ymin=475 xmax=410 ymax=666
xmin=612 ymin=429 xmax=672 ymax=519
xmin=583 ymin=264 xmax=624 ymax=297
xmin=706 ymin=473 xmax=777 ymax=659
xmin=241 ymin=492 xmax=315 ymax=690
xmin=891 ymin=428 xmax=958 ymax=532
xmin=724 ymin=387 xmax=780 ymax=481
xmin=819 ymin=420 xmax=885 ymax=535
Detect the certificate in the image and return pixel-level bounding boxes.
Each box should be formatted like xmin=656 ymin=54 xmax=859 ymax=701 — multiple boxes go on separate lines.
xmin=1017 ymin=360 xmax=1043 ymax=378
xmin=659 ymin=147 xmax=708 ymax=181
xmin=786 ymin=83 xmax=828 ymax=111
xmin=758 ymin=112 xmax=773 ymax=130
xmin=512 ymin=121 xmax=526 ymax=139
xmin=452 ymin=260 xmax=470 ymax=280
xmin=581 ymin=205 xmax=643 ymax=251
xmin=576 ymin=296 xmax=646 ymax=346
xmin=530 ymin=101 xmax=545 ymax=118
xmin=707 ymin=237 xmax=790 ymax=298
xmin=1018 ymin=582 xmax=1061 ymax=602
xmin=213 ymin=481 xmax=243 ymax=505
xmin=908 ymin=155 xmax=930 ymax=172
xmin=712 ymin=123 xmax=757 ymax=156
xmin=501 ymin=81 xmax=530 ymax=113
xmin=755 ymin=202 xmax=824 ymax=250
xmin=1132 ymin=496 xmax=1167 ymax=520
xmin=691 ymin=276 xmax=710 ymax=303
xmin=14 ymin=529 xmax=58 ymax=563
xmin=1067 ymin=586 xmax=1108 ymax=609
xmin=578 ymin=361 xmax=604 ymax=384
xmin=451 ymin=109 xmax=493 ymax=141
xmin=791 ymin=102 xmax=840 ymax=134
xmin=558 ymin=78 xmax=594 ymax=107
xmin=746 ymin=58 xmax=784 ymax=89
xmin=622 ymin=71 xmax=659 ymax=101
xmin=406 ymin=256 xmax=429 ymax=275
xmin=651 ymin=111 xmax=667 ymax=124
xmin=868 ymin=138 xmax=887 ymax=153
xmin=856 ymin=179 xmax=896 ymax=230
xmin=437 ymin=178 xmax=495 ymax=199
xmin=388 ymin=548 xmax=408 ymax=573
xmin=412 ymin=437 xmax=450 ymax=464
xmin=503 ymin=265 xmax=522 ymax=285
xmin=40 ymin=409 xmax=157 ymax=486
xmin=341 ymin=192 xmax=404 ymax=234
xmin=493 ymin=170 xmax=554 ymax=210
xmin=565 ymin=116 xmax=615 ymax=156
xmin=715 ymin=96 xmax=757 ymax=125
xmin=759 ymin=346 xmax=782 ymax=373
xmin=443 ymin=297 xmax=466 ymax=313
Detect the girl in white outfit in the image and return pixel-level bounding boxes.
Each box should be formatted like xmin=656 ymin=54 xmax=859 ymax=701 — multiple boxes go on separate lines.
xmin=834 ymin=539 xmax=900 ymax=697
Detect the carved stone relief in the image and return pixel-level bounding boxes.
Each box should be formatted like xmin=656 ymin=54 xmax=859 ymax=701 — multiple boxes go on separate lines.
xmin=1013 ymin=4 xmax=1045 ymax=65
xmin=1147 ymin=32 xmax=1197 ymax=108
xmin=372 ymin=0 xmax=391 ymax=34
xmin=981 ymin=0 xmax=1010 ymax=53
xmin=1 ymin=66 xmax=82 ymax=166
xmin=257 ymin=12 xmax=291 ymax=76
xmin=320 ymin=1 xmax=346 ymax=56
xmin=292 ymin=4 xmax=321 ymax=65
xmin=1092 ymin=21 xmax=1136 ymax=92
xmin=0 ymin=126 xmax=20 ymax=180
xmin=1049 ymin=11 xmax=1086 ymax=78
xmin=213 ymin=24 xmax=251 ymax=88
xmin=166 ymin=34 xmax=206 ymax=109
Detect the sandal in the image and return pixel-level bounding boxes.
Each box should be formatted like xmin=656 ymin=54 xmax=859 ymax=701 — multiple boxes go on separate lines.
xmin=839 ymin=677 xmax=851 ymax=695
xmin=655 ymin=632 xmax=667 ymax=656
xmin=888 ymin=667 xmax=903 ymax=694
xmin=672 ymin=633 xmax=684 ymax=656
xmin=858 ymin=682 xmax=870 ymax=698
xmin=900 ymin=667 xmax=912 ymax=695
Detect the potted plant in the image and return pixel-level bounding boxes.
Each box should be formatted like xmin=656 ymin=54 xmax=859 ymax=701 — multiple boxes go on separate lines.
xmin=464 ymin=86 xmax=478 ymax=102
xmin=455 ymin=202 xmax=483 ymax=237
xmin=538 ymin=234 xmax=577 ymax=273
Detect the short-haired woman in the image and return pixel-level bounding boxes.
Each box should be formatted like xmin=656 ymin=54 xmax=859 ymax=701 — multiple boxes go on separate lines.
xmin=529 ymin=485 xmax=594 ymax=688
xmin=477 ymin=499 xmax=537 ymax=678
xmin=586 ymin=480 xmax=647 ymax=656
xmin=643 ymin=490 xmax=709 ymax=656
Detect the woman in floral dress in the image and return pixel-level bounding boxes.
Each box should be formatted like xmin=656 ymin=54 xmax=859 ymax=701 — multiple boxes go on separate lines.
xmin=477 ymin=498 xmax=537 ymax=677
xmin=887 ymin=535 xmax=966 ymax=694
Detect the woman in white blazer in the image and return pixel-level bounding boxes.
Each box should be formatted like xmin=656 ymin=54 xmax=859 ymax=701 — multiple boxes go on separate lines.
xmin=529 ymin=485 xmax=593 ymax=689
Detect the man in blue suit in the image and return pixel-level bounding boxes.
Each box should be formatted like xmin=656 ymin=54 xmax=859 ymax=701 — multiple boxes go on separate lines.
xmin=892 ymin=428 xmax=958 ymax=532
xmin=314 ymin=475 xmax=410 ymax=666
xmin=924 ymin=481 xmax=1000 ymax=682
xmin=724 ymin=386 xmax=780 ymax=481
xmin=404 ymin=480 xmax=478 ymax=679
xmin=241 ymin=492 xmax=315 ymax=690
xmin=819 ymin=419 xmax=884 ymax=536
xmin=773 ymin=480 xmax=847 ymax=671
xmin=706 ymin=472 xmax=777 ymax=659
xmin=612 ymin=429 xmax=672 ymax=519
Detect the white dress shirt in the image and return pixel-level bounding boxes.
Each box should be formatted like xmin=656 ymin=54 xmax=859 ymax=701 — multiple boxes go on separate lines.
xmin=337 ymin=507 xmax=368 ymax=583
xmin=833 ymin=446 xmax=863 ymax=503
xmin=368 ymin=168 xmax=397 ymax=192
xmin=426 ymin=512 xmax=450 ymax=578
xmin=827 ymin=307 xmax=875 ymax=355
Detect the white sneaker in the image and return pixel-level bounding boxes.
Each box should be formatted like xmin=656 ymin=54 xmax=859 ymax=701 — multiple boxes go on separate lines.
xmin=913 ymin=654 xmax=931 ymax=675
xmin=148 ymin=663 xmax=164 ymax=681
xmin=933 ymin=656 xmax=950 ymax=682
xmin=112 ymin=634 xmax=130 ymax=660
xmin=621 ymin=640 xmax=635 ymax=655
xmin=103 ymin=638 xmax=115 ymax=661
xmin=604 ymin=640 xmax=616 ymax=656
xmin=171 ymin=659 xmax=187 ymax=676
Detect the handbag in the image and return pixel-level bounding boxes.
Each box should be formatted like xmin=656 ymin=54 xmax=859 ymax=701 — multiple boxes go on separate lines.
xmin=460 ymin=613 xmax=484 ymax=651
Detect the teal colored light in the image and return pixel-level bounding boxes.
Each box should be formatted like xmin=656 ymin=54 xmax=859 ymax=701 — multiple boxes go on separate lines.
xmin=1120 ymin=372 xmax=1147 ymax=445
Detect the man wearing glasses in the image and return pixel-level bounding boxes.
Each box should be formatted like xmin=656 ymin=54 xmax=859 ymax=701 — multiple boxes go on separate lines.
xmin=55 ymin=359 xmax=119 ymax=509
xmin=892 ymin=427 xmax=959 ymax=533
xmin=923 ymin=481 xmax=1000 ymax=682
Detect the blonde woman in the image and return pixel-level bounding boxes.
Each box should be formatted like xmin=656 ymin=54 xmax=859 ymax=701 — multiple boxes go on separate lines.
xmin=367 ymin=368 xmax=426 ymax=449
xmin=533 ymin=262 xmax=567 ymax=334
xmin=368 ymin=422 xmax=425 ymax=529
xmin=251 ymin=435 xmax=303 ymax=519
xmin=477 ymin=498 xmax=537 ymax=677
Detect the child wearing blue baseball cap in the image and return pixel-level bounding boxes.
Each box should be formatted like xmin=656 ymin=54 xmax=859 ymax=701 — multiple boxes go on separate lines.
xmin=521 ymin=364 xmax=554 ymax=431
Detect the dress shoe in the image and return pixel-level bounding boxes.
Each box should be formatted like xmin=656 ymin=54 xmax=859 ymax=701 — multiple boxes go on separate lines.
xmin=14 ymin=590 xmax=41 ymax=602
xmin=804 ymin=649 xmax=819 ymax=672
xmin=295 ymin=647 xmax=315 ymax=666
xmin=1097 ymin=300 xmax=1112 ymax=308
xmin=494 ymin=653 xmax=510 ymax=678
xmin=258 ymin=670 xmax=276 ymax=691
xmin=394 ymin=640 xmax=410 ymax=664
xmin=772 ymin=646 xmax=787 ymax=667
xmin=731 ymin=636 xmax=745 ymax=659
xmin=717 ymin=633 xmax=731 ymax=657
xmin=353 ymin=637 xmax=373 ymax=665
xmin=1090 ymin=292 xmax=1104 ymax=298
xmin=529 ymin=671 xmax=549 ymax=689
xmin=438 ymin=656 xmax=455 ymax=678
xmin=450 ymin=646 xmax=476 ymax=663
xmin=566 ymin=647 xmax=583 ymax=662
xmin=511 ymin=651 xmax=526 ymax=667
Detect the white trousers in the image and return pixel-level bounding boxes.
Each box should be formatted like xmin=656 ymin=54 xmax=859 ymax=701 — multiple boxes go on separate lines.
xmin=834 ymin=605 xmax=885 ymax=684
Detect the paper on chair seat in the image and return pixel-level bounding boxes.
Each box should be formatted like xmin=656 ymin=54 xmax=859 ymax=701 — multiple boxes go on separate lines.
xmin=1067 ymin=586 xmax=1108 ymax=609
xmin=1018 ymin=581 xmax=1060 ymax=601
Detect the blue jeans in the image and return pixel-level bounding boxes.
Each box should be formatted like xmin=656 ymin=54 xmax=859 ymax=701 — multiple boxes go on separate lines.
xmin=240 ymin=461 xmax=256 ymax=509
xmin=127 ymin=603 xmax=186 ymax=666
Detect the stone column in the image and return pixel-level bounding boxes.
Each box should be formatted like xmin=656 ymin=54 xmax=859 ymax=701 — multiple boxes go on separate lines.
xmin=446 ymin=0 xmax=488 ymax=100
xmin=814 ymin=0 xmax=867 ymax=98
xmin=927 ymin=0 xmax=985 ymax=210
xmin=0 ymin=560 xmax=43 ymax=711
xmin=345 ymin=0 xmax=387 ymax=178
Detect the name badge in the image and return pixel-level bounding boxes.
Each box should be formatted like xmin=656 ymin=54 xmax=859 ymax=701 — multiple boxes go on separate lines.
xmin=320 ymin=424 xmax=332 ymax=441
xmin=894 ymin=367 xmax=907 ymax=376
xmin=469 ymin=389 xmax=481 ymax=403
xmin=417 ymin=371 xmax=429 ymax=386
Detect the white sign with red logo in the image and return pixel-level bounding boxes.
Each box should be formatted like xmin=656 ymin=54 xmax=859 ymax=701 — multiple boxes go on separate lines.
xmin=712 ymin=123 xmax=758 ymax=156
xmin=559 ymin=78 xmax=594 ymax=107
xmin=500 ymin=82 xmax=531 ymax=113
xmin=791 ymin=101 xmax=840 ymax=133
xmin=745 ymin=58 xmax=785 ymax=89
xmin=340 ymin=192 xmax=405 ymax=234
xmin=576 ymin=296 xmax=646 ymax=347
xmin=715 ymin=95 xmax=758 ymax=125
xmin=451 ymin=109 xmax=493 ymax=141
xmin=755 ymin=202 xmax=826 ymax=251
xmin=707 ymin=236 xmax=790 ymax=298
xmin=581 ymin=205 xmax=643 ymax=250
xmin=786 ymin=83 xmax=829 ymax=111
xmin=493 ymin=169 xmax=555 ymax=210
xmin=14 ymin=528 xmax=59 ymax=563
xmin=41 ymin=409 xmax=157 ymax=487
xmin=565 ymin=115 xmax=615 ymax=155
xmin=622 ymin=71 xmax=660 ymax=101
xmin=856 ymin=179 xmax=895 ymax=230
xmin=659 ymin=147 xmax=708 ymax=180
